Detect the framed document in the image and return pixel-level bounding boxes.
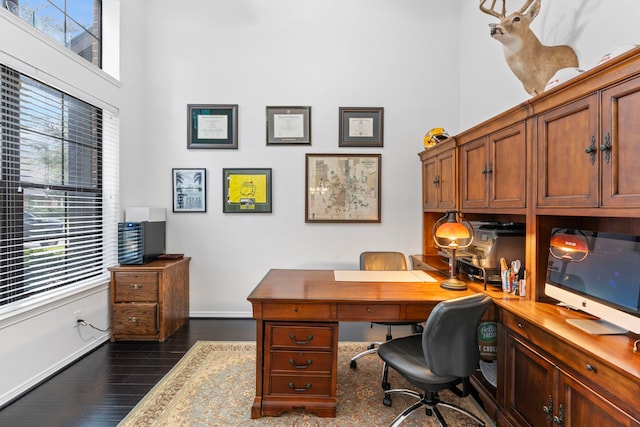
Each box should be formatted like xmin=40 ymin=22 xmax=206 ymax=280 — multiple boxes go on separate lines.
xmin=172 ymin=168 xmax=207 ymax=212
xmin=223 ymin=168 xmax=273 ymax=213
xmin=266 ymin=106 xmax=311 ymax=145
xmin=187 ymin=104 xmax=238 ymax=149
xmin=339 ymin=107 xmax=384 ymax=148
xmin=305 ymin=153 xmax=381 ymax=223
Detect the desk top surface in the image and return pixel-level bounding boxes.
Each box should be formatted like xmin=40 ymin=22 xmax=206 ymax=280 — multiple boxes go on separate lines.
xmin=247 ymin=269 xmax=476 ymax=303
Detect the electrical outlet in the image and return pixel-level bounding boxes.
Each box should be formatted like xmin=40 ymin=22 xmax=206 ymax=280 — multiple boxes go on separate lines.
xmin=74 ymin=309 xmax=83 ymax=327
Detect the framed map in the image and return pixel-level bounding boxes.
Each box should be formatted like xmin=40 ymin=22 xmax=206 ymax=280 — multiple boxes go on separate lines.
xmin=305 ymin=153 xmax=381 ymax=223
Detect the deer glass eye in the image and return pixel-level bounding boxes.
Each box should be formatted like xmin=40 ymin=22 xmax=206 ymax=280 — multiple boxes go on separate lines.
xmin=513 ymin=17 xmax=521 ymax=23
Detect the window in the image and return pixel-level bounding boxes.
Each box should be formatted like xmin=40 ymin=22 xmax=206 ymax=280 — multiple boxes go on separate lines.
xmin=0 ymin=63 xmax=115 ymax=307
xmin=3 ymin=0 xmax=102 ymax=67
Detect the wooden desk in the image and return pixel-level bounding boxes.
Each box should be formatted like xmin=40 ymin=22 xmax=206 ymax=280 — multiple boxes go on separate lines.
xmin=247 ymin=269 xmax=476 ymax=418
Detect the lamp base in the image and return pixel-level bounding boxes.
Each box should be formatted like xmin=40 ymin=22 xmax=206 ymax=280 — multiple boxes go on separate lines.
xmin=440 ymin=277 xmax=468 ymax=290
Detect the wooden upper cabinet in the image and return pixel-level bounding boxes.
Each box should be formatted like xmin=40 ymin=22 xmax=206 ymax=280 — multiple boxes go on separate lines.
xmin=461 ymin=122 xmax=526 ymax=211
xmin=419 ymin=139 xmax=456 ymax=211
xmin=601 ymin=75 xmax=640 ymax=207
xmin=537 ymin=74 xmax=640 ymax=209
xmin=536 ymin=95 xmax=599 ymax=207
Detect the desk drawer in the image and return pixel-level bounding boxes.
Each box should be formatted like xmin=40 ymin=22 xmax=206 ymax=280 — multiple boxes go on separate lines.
xmin=269 ymin=373 xmax=332 ymax=396
xmin=337 ymin=304 xmax=399 ymax=321
xmin=269 ymin=323 xmax=335 ymax=349
xmin=113 ymin=272 xmax=159 ymax=302
xmin=405 ymin=303 xmax=438 ymax=321
xmin=263 ymin=303 xmax=332 ymax=320
xmin=269 ymin=350 xmax=332 ymax=373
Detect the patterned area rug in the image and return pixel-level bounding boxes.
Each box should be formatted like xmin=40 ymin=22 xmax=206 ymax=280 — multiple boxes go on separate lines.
xmin=118 ymin=341 xmax=494 ymax=427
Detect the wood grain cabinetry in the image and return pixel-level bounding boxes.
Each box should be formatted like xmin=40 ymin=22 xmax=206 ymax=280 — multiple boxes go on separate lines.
xmin=500 ymin=309 xmax=639 ymax=427
xmin=460 ymin=122 xmax=526 ymax=212
xmin=419 ymin=138 xmax=456 ymax=211
xmin=109 ymin=257 xmax=190 ymax=342
xmin=261 ymin=321 xmax=338 ymax=417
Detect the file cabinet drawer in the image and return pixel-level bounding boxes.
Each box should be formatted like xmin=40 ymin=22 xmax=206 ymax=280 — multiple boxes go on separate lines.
xmin=269 ymin=350 xmax=332 ymax=373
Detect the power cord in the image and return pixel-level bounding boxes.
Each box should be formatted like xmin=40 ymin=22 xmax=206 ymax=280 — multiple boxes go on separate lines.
xmin=77 ymin=318 xmax=110 ymax=333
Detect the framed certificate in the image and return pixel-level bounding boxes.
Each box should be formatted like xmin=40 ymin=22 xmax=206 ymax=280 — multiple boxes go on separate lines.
xmin=266 ymin=106 xmax=311 ymax=145
xmin=187 ymin=104 xmax=238 ymax=149
xmin=339 ymin=107 xmax=384 ymax=148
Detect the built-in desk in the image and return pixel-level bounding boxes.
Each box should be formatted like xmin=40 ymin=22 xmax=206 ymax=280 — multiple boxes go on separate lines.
xmin=246 ymin=268 xmax=477 ymax=418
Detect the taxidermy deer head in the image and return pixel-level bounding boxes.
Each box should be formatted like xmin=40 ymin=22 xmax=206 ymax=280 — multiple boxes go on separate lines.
xmin=480 ymin=0 xmax=578 ymax=96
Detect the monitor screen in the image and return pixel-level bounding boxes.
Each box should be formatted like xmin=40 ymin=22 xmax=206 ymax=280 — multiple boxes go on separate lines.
xmin=546 ymin=228 xmax=640 ymax=334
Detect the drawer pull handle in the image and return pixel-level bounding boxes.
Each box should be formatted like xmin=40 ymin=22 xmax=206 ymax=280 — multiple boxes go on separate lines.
xmin=294 ymin=307 xmax=299 ymax=312
xmin=288 ymin=382 xmax=312 ymax=392
xmin=586 ymin=364 xmax=596 ymax=372
xmin=128 ymin=317 xmax=139 ymax=323
xmin=130 ymin=283 xmax=142 ymax=289
xmin=289 ymin=334 xmax=313 ymax=345
xmin=289 ymin=358 xmax=313 ymax=369
xmin=517 ymin=323 xmax=525 ymax=329
xmin=366 ymin=307 xmax=372 ymax=313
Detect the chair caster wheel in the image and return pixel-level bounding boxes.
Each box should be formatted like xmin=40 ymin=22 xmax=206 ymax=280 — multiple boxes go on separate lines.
xmin=350 ymin=360 xmax=357 ymax=369
xmin=382 ymin=381 xmax=390 ymax=390
xmin=383 ymin=395 xmax=392 ymax=407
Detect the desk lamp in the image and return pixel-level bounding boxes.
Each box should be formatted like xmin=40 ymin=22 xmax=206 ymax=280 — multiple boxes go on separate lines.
xmin=432 ymin=211 xmax=474 ymax=290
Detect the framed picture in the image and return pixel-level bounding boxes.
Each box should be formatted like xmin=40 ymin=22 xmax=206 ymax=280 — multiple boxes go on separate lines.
xmin=187 ymin=104 xmax=238 ymax=149
xmin=305 ymin=153 xmax=381 ymax=223
xmin=266 ymin=106 xmax=311 ymax=145
xmin=172 ymin=168 xmax=207 ymax=212
xmin=339 ymin=107 xmax=384 ymax=148
xmin=223 ymin=168 xmax=273 ymax=213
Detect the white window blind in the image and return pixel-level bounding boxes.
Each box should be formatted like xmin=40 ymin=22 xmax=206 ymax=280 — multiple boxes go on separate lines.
xmin=0 ymin=63 xmax=118 ymax=309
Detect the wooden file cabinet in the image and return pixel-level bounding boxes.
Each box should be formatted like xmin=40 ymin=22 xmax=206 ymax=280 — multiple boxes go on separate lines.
xmin=109 ymin=257 xmax=190 ymax=342
xmin=262 ymin=321 xmax=338 ymax=415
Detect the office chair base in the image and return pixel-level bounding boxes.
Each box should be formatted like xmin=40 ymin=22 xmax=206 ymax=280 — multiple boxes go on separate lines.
xmin=349 ymin=343 xmax=382 ymax=369
xmin=384 ymin=389 xmax=485 ymax=427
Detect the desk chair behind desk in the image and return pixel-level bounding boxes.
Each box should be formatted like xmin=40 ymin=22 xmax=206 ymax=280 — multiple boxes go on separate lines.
xmin=349 ymin=251 xmax=422 ymax=378
xmin=378 ymin=293 xmax=492 ymax=427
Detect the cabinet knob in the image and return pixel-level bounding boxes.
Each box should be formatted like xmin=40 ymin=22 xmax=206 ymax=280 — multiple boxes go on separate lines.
xmin=517 ymin=322 xmax=525 ymax=329
xmin=586 ymin=364 xmax=596 ymax=372
xmin=585 ymin=136 xmax=597 ymax=164
xmin=599 ymin=133 xmax=612 ymax=163
xmin=130 ymin=283 xmax=142 ymax=289
xmin=128 ymin=317 xmax=139 ymax=323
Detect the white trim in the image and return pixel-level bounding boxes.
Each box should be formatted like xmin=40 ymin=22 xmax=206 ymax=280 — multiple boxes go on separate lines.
xmin=0 ymin=7 xmax=120 ymax=113
xmin=0 ymin=334 xmax=109 ymax=406
xmin=189 ymin=310 xmax=254 ymax=318
xmin=0 ymin=281 xmax=110 ymax=329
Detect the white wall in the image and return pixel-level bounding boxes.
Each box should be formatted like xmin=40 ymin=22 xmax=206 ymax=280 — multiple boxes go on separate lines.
xmin=2 ymin=0 xmax=640 ymax=408
xmin=459 ymin=0 xmax=640 ymax=130
xmin=0 ymin=3 xmax=119 ymax=405
xmin=119 ymin=0 xmax=463 ymax=317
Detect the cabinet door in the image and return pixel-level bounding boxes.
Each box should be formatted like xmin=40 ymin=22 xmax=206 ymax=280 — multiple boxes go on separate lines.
xmin=437 ymin=148 xmax=456 ymax=210
xmin=422 ymin=154 xmax=439 ymax=210
xmin=601 ymin=77 xmax=640 ymax=207
xmin=461 ymin=137 xmax=489 ymax=209
xmin=422 ymin=147 xmax=456 ymax=211
xmin=503 ymin=333 xmax=556 ymax=427
xmin=558 ymin=372 xmax=639 ymax=427
xmin=489 ymin=123 xmax=526 ymax=209
xmin=536 ymin=95 xmax=599 ymax=207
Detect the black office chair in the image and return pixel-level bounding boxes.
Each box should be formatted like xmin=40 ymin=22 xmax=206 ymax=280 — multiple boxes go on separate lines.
xmin=377 ymin=293 xmax=492 ymax=427
xmin=349 ymin=252 xmax=421 ymax=374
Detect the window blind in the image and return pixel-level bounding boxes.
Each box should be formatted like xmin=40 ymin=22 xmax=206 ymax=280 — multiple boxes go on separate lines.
xmin=0 ymin=63 xmax=118 ymax=309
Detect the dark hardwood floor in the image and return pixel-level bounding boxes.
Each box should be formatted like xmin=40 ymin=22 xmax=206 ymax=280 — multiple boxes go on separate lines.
xmin=0 ymin=318 xmax=396 ymax=427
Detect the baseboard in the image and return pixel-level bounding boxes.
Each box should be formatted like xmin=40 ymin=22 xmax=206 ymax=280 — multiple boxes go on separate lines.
xmin=189 ymin=310 xmax=253 ymax=318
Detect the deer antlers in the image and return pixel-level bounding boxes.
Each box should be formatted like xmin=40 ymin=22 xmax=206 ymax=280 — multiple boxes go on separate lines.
xmin=479 ymin=0 xmax=578 ymax=96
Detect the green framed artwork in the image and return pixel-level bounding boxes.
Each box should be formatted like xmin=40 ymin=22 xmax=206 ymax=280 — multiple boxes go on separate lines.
xmin=187 ymin=104 xmax=238 ymax=149
xmin=223 ymin=168 xmax=272 ymax=213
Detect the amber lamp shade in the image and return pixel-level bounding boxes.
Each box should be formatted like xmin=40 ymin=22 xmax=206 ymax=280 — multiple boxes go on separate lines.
xmin=432 ymin=211 xmax=474 ymax=290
